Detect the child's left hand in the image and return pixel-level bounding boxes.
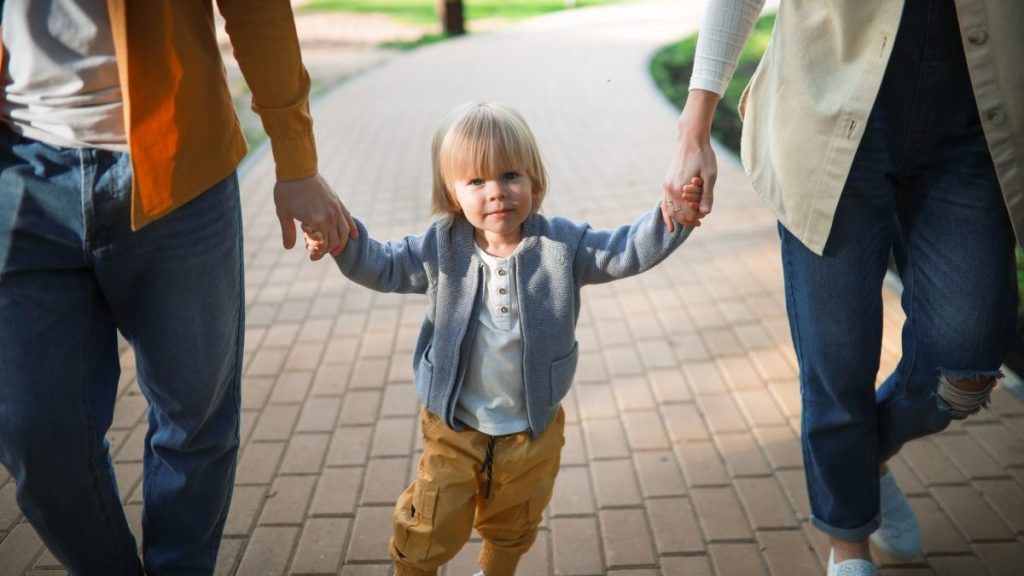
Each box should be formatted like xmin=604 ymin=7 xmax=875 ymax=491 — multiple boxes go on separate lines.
xmin=661 ymin=176 xmax=704 ymax=231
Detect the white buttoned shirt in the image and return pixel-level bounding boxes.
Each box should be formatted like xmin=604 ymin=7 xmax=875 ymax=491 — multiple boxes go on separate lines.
xmin=453 ymin=244 xmax=530 ymax=436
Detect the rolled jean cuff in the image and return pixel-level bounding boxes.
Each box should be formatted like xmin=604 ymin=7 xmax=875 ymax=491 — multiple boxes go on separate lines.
xmin=810 ymin=513 xmax=880 ymax=542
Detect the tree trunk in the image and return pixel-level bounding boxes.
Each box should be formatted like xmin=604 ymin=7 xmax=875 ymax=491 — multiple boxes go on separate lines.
xmin=437 ymin=0 xmax=465 ymax=36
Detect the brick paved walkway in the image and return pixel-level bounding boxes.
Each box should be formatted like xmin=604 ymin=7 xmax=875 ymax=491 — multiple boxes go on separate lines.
xmin=2 ymin=1 xmax=1023 ymax=574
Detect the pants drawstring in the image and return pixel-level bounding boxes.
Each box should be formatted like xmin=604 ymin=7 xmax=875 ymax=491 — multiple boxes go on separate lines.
xmin=481 ymin=435 xmax=497 ymax=499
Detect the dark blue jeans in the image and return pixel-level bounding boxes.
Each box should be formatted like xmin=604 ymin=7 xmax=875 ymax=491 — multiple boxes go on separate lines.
xmin=0 ymin=126 xmax=244 ymax=575
xmin=780 ymin=0 xmax=1017 ymax=541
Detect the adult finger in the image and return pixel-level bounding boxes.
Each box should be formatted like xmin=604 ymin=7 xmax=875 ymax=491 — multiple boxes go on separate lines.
xmin=314 ymin=224 xmax=341 ymax=262
xmin=660 ymin=184 xmax=676 ymax=232
xmin=331 ymin=199 xmax=357 ymax=256
xmin=699 ymin=172 xmax=716 ymax=215
xmin=327 ymin=202 xmax=345 ymax=256
xmin=277 ymin=210 xmax=297 ymax=250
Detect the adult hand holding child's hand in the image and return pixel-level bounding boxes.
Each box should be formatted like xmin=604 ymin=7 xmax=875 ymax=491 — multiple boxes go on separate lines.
xmin=662 ymin=89 xmax=720 ymax=232
xmin=274 ymin=173 xmax=358 ymax=260
xmin=663 ymin=176 xmax=704 ymax=230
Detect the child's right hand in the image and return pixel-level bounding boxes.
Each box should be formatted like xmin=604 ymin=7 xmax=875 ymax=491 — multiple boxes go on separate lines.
xmin=302 ymin=223 xmax=328 ymax=260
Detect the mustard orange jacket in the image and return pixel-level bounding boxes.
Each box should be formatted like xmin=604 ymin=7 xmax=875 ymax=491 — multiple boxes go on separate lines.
xmin=3 ymin=0 xmax=318 ymax=230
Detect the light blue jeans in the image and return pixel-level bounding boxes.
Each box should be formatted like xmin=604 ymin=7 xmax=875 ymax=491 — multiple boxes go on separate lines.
xmin=780 ymin=0 xmax=1017 ymax=542
xmin=0 ymin=126 xmax=244 ymax=575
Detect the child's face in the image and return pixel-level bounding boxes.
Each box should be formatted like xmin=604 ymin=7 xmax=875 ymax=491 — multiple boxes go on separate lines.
xmin=451 ymin=167 xmax=535 ymax=244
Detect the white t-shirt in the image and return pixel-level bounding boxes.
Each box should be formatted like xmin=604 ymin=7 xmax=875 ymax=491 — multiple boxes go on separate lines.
xmin=454 ymin=243 xmax=529 ymax=436
xmin=1 ymin=0 xmax=128 ymax=151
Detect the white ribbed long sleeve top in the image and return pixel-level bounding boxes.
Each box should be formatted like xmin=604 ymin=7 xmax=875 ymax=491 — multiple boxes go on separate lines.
xmin=688 ymin=0 xmax=766 ymax=96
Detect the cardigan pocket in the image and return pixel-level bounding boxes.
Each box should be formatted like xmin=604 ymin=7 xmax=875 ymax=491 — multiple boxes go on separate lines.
xmin=548 ymin=341 xmax=579 ymax=406
xmin=415 ymin=347 xmax=435 ymax=404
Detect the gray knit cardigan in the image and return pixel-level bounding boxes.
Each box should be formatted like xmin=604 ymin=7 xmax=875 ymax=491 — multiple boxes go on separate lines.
xmin=335 ymin=203 xmax=691 ymax=436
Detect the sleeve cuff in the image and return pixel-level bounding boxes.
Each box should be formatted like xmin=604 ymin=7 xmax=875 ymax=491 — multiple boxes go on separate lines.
xmin=269 ymin=132 xmax=319 ymax=181
xmin=250 ymin=67 xmax=319 ymax=180
xmin=688 ymin=76 xmax=728 ymax=97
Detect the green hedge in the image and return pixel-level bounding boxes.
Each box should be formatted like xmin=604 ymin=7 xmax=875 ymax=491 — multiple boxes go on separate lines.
xmin=1019 ymin=247 xmax=1024 ymax=312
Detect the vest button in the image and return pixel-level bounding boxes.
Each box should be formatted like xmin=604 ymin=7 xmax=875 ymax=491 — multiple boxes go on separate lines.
xmin=967 ymin=29 xmax=988 ymax=45
xmin=988 ymin=109 xmax=1007 ymax=126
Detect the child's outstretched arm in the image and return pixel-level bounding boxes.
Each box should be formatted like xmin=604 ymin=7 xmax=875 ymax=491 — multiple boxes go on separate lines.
xmin=319 ymin=218 xmax=436 ymax=295
xmin=573 ymin=196 xmax=697 ymax=285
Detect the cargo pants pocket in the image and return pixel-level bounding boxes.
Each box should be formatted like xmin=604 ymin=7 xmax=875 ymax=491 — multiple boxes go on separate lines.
xmin=393 ymin=482 xmax=440 ymax=562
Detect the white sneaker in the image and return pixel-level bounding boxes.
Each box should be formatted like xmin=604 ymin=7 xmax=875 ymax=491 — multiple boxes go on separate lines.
xmin=828 ymin=549 xmax=878 ymax=576
xmin=870 ymin=472 xmax=921 ymax=560
xmin=472 ymin=572 xmax=485 ymax=576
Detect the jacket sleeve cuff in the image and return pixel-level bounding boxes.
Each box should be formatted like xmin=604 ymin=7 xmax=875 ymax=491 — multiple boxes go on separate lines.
xmin=251 ymin=67 xmax=319 ymax=180
xmin=268 ymin=132 xmax=319 ymax=181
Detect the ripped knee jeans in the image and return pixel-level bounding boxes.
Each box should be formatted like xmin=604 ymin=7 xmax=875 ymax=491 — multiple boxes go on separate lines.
xmin=782 ymin=208 xmax=1015 ymax=540
xmin=776 ymin=0 xmax=1018 ymax=538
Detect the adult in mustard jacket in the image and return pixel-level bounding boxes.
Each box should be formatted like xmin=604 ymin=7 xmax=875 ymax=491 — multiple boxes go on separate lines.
xmin=0 ymin=1 xmax=354 ymax=574
xmin=664 ymin=1 xmax=1020 ymax=575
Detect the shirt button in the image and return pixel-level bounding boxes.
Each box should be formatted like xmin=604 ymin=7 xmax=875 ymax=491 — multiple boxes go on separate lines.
xmin=967 ymin=29 xmax=988 ymax=45
xmin=499 ymin=306 xmax=509 ymax=313
xmin=498 ymin=288 xmax=507 ymax=295
xmin=988 ymin=109 xmax=1007 ymax=126
xmin=497 ymin=269 xmax=507 ymax=276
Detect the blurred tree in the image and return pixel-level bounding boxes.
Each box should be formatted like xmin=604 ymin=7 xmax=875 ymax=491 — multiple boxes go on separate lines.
xmin=438 ymin=0 xmax=465 ymax=35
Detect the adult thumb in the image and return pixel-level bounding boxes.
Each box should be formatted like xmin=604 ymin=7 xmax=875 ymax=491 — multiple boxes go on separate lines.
xmin=278 ymin=213 xmax=297 ymax=250
xmin=700 ymin=177 xmax=716 ymax=215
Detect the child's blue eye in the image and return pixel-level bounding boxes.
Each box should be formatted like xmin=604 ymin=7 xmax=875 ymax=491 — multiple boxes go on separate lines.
xmin=468 ymin=178 xmax=484 ymax=186
xmin=502 ymin=172 xmax=520 ymax=181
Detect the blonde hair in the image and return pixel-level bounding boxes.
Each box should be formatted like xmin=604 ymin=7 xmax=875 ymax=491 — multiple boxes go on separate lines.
xmin=431 ymin=102 xmax=548 ymax=216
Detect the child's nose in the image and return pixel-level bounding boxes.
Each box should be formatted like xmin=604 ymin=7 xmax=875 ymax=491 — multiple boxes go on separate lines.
xmin=488 ymin=181 xmax=507 ymax=199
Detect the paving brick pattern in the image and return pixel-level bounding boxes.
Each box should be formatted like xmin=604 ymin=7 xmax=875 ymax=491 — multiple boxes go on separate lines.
xmin=2 ymin=1 xmax=1023 ymax=574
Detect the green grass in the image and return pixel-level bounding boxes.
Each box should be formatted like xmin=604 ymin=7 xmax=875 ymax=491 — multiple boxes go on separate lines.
xmin=381 ymin=31 xmax=449 ymax=51
xmin=302 ymin=0 xmax=619 ymax=25
xmin=649 ymin=13 xmax=774 ymax=154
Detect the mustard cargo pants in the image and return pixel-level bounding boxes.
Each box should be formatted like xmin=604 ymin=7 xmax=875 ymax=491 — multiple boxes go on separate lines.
xmin=390 ymin=407 xmax=565 ymax=576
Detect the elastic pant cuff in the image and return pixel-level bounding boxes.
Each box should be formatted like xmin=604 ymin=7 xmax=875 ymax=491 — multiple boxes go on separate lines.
xmin=811 ymin=513 xmax=880 ymax=542
xmin=393 ymin=564 xmax=437 ymax=576
xmin=479 ymin=542 xmax=524 ymax=576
